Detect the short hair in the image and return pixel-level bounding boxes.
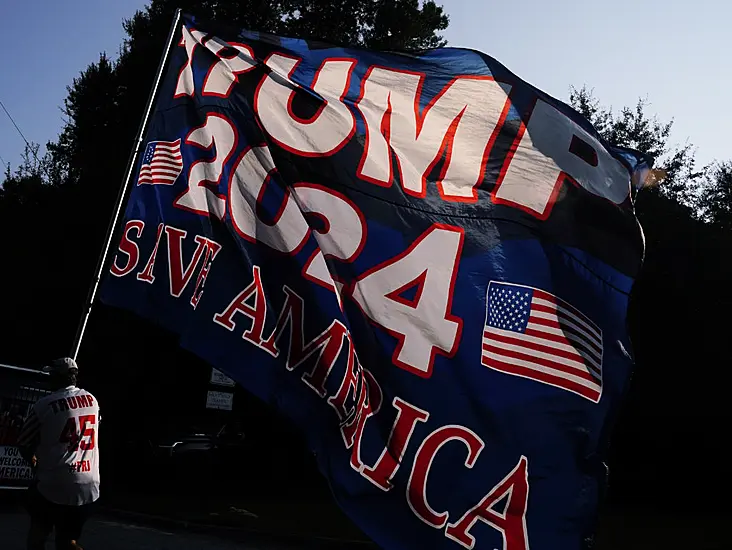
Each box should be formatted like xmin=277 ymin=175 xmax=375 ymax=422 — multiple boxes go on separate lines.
xmin=66 ymin=372 xmax=78 ymax=387
xmin=52 ymin=371 xmax=77 ymax=388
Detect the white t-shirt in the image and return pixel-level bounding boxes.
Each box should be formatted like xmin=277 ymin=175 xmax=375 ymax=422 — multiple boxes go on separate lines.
xmin=19 ymin=386 xmax=100 ymax=506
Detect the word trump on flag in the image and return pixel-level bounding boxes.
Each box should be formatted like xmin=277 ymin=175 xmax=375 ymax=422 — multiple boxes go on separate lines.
xmin=101 ymin=13 xmax=649 ymax=550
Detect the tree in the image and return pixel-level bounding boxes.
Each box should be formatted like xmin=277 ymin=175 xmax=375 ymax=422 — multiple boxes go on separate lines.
xmin=569 ymin=86 xmax=704 ymax=208
xmin=568 ymin=86 xmax=732 ymax=516
xmin=0 ymin=0 xmax=451 ymax=367
xmin=47 ymin=0 xmax=449 ymax=196
xmin=0 ymin=143 xmax=49 ymax=206
xmin=697 ymin=161 xmax=732 ymax=229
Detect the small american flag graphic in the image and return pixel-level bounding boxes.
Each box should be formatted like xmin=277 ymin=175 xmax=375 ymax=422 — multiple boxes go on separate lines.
xmin=482 ymin=281 xmax=603 ymax=403
xmin=137 ymin=139 xmax=183 ymax=186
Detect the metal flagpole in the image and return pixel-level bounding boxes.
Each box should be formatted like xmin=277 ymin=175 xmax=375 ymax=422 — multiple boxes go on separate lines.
xmin=70 ymin=8 xmax=183 ymax=361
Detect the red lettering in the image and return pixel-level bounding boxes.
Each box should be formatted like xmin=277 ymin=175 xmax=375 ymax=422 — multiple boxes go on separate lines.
xmin=261 ymin=286 xmax=348 ymax=398
xmin=407 ymin=425 xmax=484 ymax=528
xmin=344 ymin=370 xmax=383 ymax=469
xmin=136 ymin=223 xmax=164 ymax=284
xmin=78 ymin=415 xmax=96 ymax=451
xmin=213 ymin=265 xmax=268 ymax=346
xmin=110 ymin=220 xmax=144 ymax=277
xmin=165 ymin=226 xmax=221 ymax=299
xmin=190 ymin=239 xmax=222 ymax=308
xmin=59 ymin=415 xmax=97 ymax=453
xmin=326 ymin=335 xmax=359 ymax=420
xmin=360 ymin=397 xmax=429 ymax=491
xmin=445 ymin=456 xmax=530 ymax=550
xmin=59 ymin=417 xmax=80 ymax=452
xmin=340 ymin=367 xmax=371 ymax=447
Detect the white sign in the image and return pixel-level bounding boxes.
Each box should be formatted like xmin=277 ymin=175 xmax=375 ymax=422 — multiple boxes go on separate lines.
xmin=0 ymin=446 xmax=33 ymax=482
xmin=210 ymin=368 xmax=236 ymax=387
xmin=206 ymin=390 xmax=234 ymax=411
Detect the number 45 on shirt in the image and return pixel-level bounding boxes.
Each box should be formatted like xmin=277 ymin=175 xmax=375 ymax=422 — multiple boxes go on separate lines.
xmin=59 ymin=415 xmax=97 ymax=453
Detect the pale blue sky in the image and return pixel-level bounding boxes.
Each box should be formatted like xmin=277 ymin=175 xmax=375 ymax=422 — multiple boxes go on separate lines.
xmin=0 ymin=0 xmax=729 ymax=173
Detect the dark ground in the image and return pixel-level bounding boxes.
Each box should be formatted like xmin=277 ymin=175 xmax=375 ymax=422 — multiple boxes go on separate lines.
xmin=1 ymin=490 xmax=729 ymax=549
xmin=0 ymin=508 xmax=301 ymax=550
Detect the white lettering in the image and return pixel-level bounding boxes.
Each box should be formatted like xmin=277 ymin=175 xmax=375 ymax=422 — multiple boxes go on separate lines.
xmin=255 ymin=54 xmax=356 ymax=156
xmin=228 ymin=146 xmax=309 ymax=253
xmin=175 ymin=27 xmax=208 ymax=98
xmin=350 ymin=225 xmax=463 ymax=377
xmin=174 ymin=114 xmax=237 ymax=219
xmin=494 ymin=99 xmax=630 ymax=218
xmin=356 ymin=68 xmax=511 ymax=201
xmin=202 ymin=37 xmax=256 ymax=97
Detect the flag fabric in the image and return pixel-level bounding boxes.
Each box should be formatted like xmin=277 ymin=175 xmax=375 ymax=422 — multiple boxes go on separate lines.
xmin=137 ymin=139 xmax=183 ymax=185
xmin=101 ymin=13 xmax=650 ymax=550
xmin=482 ymin=281 xmax=603 ymax=403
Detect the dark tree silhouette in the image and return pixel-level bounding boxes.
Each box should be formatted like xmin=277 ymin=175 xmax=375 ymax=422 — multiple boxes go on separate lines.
xmin=570 ymin=86 xmax=731 ymax=515
xmin=0 ymin=0 xmax=451 ymax=364
xmin=697 ymin=161 xmax=732 ymax=229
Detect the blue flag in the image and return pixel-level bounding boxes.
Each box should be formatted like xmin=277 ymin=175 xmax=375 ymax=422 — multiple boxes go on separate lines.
xmin=101 ymin=13 xmax=649 ymax=550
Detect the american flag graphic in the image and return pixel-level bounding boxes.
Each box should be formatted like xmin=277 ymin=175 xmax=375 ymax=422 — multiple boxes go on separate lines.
xmin=137 ymin=139 xmax=183 ymax=186
xmin=482 ymin=281 xmax=603 ymax=403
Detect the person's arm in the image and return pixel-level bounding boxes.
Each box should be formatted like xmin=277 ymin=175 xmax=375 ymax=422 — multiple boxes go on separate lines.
xmin=17 ymin=409 xmax=40 ymax=466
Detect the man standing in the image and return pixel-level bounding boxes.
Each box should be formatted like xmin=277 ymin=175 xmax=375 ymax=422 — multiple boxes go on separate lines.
xmin=18 ymin=358 xmax=100 ymax=550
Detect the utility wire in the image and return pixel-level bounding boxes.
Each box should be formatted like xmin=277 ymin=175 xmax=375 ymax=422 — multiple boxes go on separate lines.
xmin=0 ymin=96 xmax=51 ymax=181
xmin=0 ymin=97 xmax=43 ymax=168
xmin=0 ymin=98 xmax=31 ymax=149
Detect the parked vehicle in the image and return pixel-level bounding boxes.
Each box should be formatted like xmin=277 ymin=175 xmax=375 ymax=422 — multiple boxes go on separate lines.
xmin=121 ymin=414 xmax=250 ymax=491
xmin=151 ymin=419 xmax=247 ymax=460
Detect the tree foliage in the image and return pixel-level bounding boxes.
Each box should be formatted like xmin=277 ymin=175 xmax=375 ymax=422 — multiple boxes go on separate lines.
xmin=0 ymin=0 xmax=451 ymax=367
xmin=569 ymin=86 xmax=704 ymax=205
xmin=569 ymin=85 xmax=732 ymax=229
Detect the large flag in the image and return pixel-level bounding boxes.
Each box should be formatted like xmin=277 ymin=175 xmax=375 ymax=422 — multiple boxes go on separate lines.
xmin=101 ymin=13 xmax=649 ymax=550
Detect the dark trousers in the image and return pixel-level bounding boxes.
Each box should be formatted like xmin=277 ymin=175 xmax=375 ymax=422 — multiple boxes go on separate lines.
xmin=26 ymin=483 xmax=95 ymax=549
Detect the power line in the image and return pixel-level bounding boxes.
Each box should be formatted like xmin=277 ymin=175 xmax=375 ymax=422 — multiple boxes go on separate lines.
xmin=0 ymin=96 xmax=42 ymax=167
xmin=0 ymin=98 xmax=31 ymax=149
xmin=0 ymin=96 xmax=52 ymax=181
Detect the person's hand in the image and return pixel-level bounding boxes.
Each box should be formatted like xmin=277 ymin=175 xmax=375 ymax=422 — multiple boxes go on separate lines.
xmin=30 ymin=455 xmax=37 ymax=468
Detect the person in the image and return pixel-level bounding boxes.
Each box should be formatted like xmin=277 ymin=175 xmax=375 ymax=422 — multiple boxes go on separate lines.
xmin=18 ymin=357 xmax=100 ymax=550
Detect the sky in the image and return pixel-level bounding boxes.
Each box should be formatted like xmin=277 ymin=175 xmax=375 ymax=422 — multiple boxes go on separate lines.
xmin=1 ymin=0 xmax=729 ymax=173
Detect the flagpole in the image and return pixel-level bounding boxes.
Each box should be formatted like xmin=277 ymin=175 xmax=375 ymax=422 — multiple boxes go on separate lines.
xmin=70 ymin=8 xmax=183 ymax=362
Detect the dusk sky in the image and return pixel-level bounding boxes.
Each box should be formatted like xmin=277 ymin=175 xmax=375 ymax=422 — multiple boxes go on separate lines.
xmin=1 ymin=0 xmax=728 ymax=172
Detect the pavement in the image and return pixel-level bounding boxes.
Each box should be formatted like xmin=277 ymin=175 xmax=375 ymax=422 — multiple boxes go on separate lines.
xmin=2 ymin=496 xmax=729 ymax=550
xmin=0 ymin=509 xmax=310 ymax=550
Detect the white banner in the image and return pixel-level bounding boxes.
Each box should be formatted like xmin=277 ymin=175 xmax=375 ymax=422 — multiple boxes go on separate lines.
xmin=206 ymin=390 xmax=234 ymax=411
xmin=0 ymin=445 xmax=33 ymax=483
xmin=210 ymin=368 xmax=236 ymax=387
